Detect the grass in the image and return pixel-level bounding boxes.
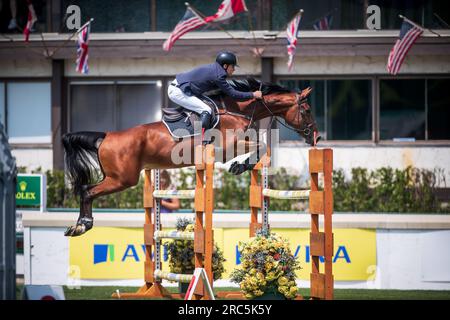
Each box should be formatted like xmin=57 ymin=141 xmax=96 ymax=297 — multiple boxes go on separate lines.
xmin=16 ymin=285 xmax=450 ymax=300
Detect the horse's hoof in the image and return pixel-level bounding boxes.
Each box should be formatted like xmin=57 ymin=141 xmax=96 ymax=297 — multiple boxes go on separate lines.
xmin=64 ymin=224 xmax=86 ymax=237
xmin=229 ymin=161 xmax=247 ymax=175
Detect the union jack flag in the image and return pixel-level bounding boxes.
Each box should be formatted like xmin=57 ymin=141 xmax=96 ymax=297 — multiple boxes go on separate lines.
xmin=387 ymin=19 xmax=423 ymax=75
xmin=76 ymin=23 xmax=91 ymax=74
xmin=286 ymin=11 xmax=302 ymax=71
xmin=313 ymin=14 xmax=333 ymax=30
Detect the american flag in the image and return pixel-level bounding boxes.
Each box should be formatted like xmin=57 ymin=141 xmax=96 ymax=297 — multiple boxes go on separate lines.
xmin=76 ymin=23 xmax=91 ymax=74
xmin=286 ymin=11 xmax=302 ymax=71
xmin=313 ymin=14 xmax=333 ymax=30
xmin=387 ymin=19 xmax=423 ymax=75
xmin=23 ymin=1 xmax=37 ymax=42
xmin=163 ymin=7 xmax=206 ymax=51
xmin=204 ymin=0 xmax=247 ymax=23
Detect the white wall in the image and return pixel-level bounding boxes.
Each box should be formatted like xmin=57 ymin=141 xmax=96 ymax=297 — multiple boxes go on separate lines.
xmin=11 ymin=148 xmax=53 ymax=172
xmin=0 ymin=59 xmax=52 ymax=77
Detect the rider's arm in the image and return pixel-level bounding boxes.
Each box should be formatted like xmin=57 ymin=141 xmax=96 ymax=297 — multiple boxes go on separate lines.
xmin=215 ymin=75 xmax=255 ymax=100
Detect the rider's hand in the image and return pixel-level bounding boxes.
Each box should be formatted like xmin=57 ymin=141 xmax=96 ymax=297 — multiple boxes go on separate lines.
xmin=253 ymin=91 xmax=263 ymax=99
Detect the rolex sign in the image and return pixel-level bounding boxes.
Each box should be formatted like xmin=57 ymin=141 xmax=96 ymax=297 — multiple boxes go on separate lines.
xmin=16 ymin=174 xmax=46 ymax=211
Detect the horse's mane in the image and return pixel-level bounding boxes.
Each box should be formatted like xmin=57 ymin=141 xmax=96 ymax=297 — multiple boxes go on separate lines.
xmin=206 ymin=77 xmax=292 ymax=98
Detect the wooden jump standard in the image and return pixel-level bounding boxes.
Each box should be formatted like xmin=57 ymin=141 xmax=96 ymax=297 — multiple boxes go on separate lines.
xmin=218 ymin=148 xmax=334 ymax=300
xmin=112 ymin=144 xmax=215 ymax=300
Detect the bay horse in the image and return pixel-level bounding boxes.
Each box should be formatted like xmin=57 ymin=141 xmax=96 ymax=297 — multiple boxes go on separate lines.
xmin=62 ymin=78 xmax=320 ymax=236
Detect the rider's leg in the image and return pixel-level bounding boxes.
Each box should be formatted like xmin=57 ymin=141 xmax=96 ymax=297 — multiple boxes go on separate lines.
xmin=168 ymin=82 xmax=212 ymax=143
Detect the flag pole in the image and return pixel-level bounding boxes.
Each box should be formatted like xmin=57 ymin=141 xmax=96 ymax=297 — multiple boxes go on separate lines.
xmin=48 ymin=18 xmax=94 ymax=58
xmin=399 ymin=14 xmax=441 ymax=37
xmin=265 ymin=9 xmax=303 ymax=40
xmin=76 ymin=18 xmax=95 ymax=35
xmin=245 ymin=10 xmax=262 ymax=57
xmin=433 ymin=13 xmax=450 ymax=29
xmin=399 ymin=14 xmax=424 ymax=30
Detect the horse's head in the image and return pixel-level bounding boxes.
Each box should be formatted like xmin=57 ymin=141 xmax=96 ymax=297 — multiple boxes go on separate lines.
xmin=279 ymin=87 xmax=321 ymax=146
xmin=219 ymin=78 xmax=321 ymax=146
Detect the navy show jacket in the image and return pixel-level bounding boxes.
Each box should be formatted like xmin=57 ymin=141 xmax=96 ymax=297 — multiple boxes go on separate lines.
xmin=175 ymin=62 xmax=254 ymax=100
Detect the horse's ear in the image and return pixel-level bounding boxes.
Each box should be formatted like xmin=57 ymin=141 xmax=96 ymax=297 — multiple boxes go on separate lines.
xmin=299 ymin=87 xmax=313 ymax=98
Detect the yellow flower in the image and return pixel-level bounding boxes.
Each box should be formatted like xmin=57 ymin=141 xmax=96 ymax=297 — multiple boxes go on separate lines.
xmin=254 ymin=290 xmax=264 ymax=297
xmin=256 ymin=272 xmax=265 ymax=281
xmin=278 ymin=286 xmax=288 ymax=294
xmin=266 ymin=272 xmax=276 ymax=281
xmin=289 ymin=286 xmax=298 ymax=295
xmin=278 ymin=276 xmax=288 ymax=286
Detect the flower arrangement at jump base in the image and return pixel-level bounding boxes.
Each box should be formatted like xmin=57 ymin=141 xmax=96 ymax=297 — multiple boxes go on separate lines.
xmin=164 ymin=218 xmax=226 ymax=281
xmin=230 ymin=229 xmax=301 ymax=300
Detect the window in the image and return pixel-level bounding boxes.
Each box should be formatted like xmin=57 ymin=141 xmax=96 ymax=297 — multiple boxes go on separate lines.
xmin=278 ymin=79 xmax=371 ymax=141
xmin=59 ymin=0 xmax=258 ymax=32
xmin=272 ymin=0 xmax=448 ymax=31
xmin=0 ymin=0 xmax=47 ymax=33
xmin=272 ymin=0 xmax=364 ymax=31
xmin=327 ymin=80 xmax=372 ymax=140
xmin=61 ymin=0 xmax=151 ymax=32
xmin=370 ymin=0 xmax=448 ymax=29
xmin=6 ymin=82 xmax=51 ymax=143
xmin=70 ymin=81 xmax=162 ymax=132
xmin=427 ymin=79 xmax=450 ymax=140
xmin=380 ymin=79 xmax=425 ymax=141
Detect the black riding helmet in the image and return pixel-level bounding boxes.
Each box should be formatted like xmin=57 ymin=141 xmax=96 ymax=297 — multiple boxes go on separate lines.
xmin=216 ymin=51 xmax=239 ymax=68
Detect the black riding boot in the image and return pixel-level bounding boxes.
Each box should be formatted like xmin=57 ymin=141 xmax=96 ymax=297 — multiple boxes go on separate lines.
xmin=200 ymin=111 xmax=212 ymax=145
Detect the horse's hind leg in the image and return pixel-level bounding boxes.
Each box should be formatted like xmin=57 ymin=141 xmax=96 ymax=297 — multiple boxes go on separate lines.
xmin=65 ymin=176 xmax=135 ymax=237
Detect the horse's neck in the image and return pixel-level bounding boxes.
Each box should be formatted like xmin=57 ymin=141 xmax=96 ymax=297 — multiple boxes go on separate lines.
xmin=216 ymin=94 xmax=295 ymax=128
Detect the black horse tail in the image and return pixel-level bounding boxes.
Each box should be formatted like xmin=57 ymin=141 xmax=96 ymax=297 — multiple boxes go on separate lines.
xmin=62 ymin=131 xmax=106 ymax=196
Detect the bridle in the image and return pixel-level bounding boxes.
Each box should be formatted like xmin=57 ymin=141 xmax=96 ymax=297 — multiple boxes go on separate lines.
xmin=258 ymin=93 xmax=314 ymax=139
xmin=218 ymin=91 xmax=315 ymax=139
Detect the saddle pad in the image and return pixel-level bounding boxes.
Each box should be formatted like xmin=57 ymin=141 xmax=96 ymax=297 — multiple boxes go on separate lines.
xmin=162 ymin=113 xmax=220 ymax=139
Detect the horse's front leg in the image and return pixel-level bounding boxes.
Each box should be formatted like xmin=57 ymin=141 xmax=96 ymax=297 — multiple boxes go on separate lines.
xmin=228 ymin=140 xmax=267 ymax=175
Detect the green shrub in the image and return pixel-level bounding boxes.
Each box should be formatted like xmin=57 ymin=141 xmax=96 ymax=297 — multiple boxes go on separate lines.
xmin=18 ymin=165 xmax=449 ymax=213
xmin=333 ymin=166 xmax=447 ymax=213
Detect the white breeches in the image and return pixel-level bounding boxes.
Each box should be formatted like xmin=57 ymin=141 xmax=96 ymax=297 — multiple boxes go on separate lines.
xmin=167 ymin=79 xmax=212 ymax=115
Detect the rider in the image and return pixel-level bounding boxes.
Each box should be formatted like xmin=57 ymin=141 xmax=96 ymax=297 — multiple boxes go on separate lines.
xmin=168 ymin=51 xmax=263 ymax=144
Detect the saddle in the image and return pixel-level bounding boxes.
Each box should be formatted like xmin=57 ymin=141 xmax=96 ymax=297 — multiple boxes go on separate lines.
xmin=162 ymin=96 xmax=220 ymax=139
